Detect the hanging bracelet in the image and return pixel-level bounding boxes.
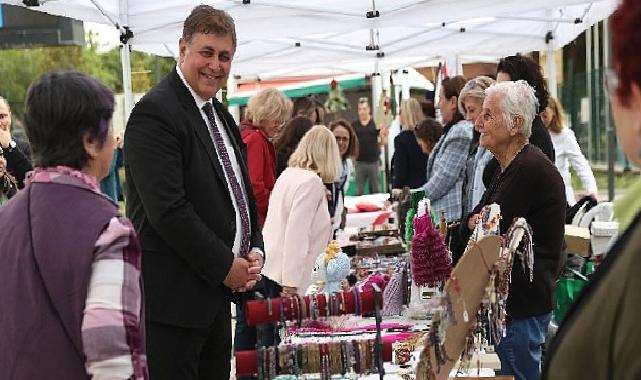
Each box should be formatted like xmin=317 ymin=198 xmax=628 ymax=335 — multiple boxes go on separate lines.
xmin=267 ymin=297 xmax=273 ymax=318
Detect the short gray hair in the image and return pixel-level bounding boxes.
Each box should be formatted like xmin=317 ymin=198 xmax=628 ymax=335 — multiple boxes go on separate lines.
xmin=0 ymin=96 xmax=10 ymax=109
xmin=485 ymin=80 xmax=538 ymax=139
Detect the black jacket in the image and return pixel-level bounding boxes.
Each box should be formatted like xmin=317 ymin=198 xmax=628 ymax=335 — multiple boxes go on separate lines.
xmin=125 ymin=68 xmax=263 ymax=328
xmin=3 ymin=144 xmax=32 ymax=189
xmin=463 ymin=145 xmax=566 ymax=319
xmin=392 ymin=130 xmax=428 ymax=189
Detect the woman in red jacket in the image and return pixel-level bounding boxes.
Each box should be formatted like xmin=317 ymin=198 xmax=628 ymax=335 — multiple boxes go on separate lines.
xmin=240 ymin=88 xmax=292 ymax=228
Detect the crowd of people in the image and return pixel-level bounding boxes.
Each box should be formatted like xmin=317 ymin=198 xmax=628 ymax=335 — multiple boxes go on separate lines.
xmin=1 ymin=0 xmax=640 ymax=379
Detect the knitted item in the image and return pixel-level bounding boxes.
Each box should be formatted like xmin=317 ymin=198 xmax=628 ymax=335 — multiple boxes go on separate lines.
xmin=410 ymin=210 xmax=452 ymax=286
xmin=382 ymin=270 xmax=404 ymax=316
xmin=310 ymin=241 xmax=351 ymax=294
xmin=360 ymin=272 xmax=389 ymax=293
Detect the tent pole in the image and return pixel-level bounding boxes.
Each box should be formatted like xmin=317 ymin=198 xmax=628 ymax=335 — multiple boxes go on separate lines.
xmin=603 ymin=18 xmax=614 ymax=201
xmin=546 ymin=10 xmax=558 ymax=99
xmin=120 ymin=0 xmax=134 ymax=121
xmin=547 ymin=42 xmax=558 ymax=99
xmin=586 ymin=26 xmax=593 ymax=161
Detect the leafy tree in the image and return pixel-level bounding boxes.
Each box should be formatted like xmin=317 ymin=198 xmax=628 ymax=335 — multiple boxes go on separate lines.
xmin=0 ymin=31 xmax=176 ymax=120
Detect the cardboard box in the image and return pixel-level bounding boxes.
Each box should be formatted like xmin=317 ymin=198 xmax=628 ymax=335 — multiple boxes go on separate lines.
xmin=565 ymin=225 xmax=591 ymax=257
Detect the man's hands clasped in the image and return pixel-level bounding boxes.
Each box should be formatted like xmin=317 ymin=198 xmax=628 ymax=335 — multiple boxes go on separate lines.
xmin=223 ymin=249 xmax=264 ymax=292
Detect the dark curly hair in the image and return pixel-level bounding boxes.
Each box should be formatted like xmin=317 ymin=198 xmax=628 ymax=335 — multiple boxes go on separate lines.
xmin=497 ymin=55 xmax=549 ymax=112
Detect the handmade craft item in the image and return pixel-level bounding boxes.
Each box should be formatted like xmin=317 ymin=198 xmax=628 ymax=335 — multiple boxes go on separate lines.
xmin=309 ymin=240 xmax=351 ymax=294
xmin=410 ymin=199 xmax=452 ymax=287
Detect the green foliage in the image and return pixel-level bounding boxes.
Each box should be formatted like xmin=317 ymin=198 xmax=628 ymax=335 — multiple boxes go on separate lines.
xmin=0 ymin=32 xmax=176 ymax=119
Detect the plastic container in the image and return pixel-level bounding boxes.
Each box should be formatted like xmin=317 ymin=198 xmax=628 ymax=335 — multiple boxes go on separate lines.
xmin=591 ymin=221 xmax=619 ymax=256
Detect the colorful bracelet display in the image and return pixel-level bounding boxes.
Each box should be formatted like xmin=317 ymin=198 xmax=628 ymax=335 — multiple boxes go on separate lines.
xmin=245 ymin=288 xmax=380 ymax=326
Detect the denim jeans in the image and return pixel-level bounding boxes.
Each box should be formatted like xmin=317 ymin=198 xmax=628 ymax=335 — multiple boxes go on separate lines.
xmin=496 ymin=312 xmax=552 ymax=380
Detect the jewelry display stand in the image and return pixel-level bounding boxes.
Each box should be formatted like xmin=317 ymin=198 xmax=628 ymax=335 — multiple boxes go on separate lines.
xmin=237 ymin=287 xmax=387 ymax=379
xmin=245 ymin=288 xmax=380 ymax=326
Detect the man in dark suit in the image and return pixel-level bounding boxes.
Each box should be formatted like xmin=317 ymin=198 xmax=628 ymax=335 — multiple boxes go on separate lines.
xmin=124 ymin=5 xmax=263 ymax=380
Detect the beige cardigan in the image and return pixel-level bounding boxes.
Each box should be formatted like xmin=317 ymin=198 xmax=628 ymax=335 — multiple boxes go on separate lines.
xmin=262 ymin=167 xmax=332 ymax=292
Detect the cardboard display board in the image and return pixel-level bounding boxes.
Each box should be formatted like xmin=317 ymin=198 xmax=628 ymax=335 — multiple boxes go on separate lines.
xmin=428 ymin=235 xmax=503 ymax=380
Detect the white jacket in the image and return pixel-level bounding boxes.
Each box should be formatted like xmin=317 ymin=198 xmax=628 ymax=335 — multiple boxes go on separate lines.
xmin=262 ymin=167 xmax=332 ymax=292
xmin=551 ymin=127 xmax=597 ymax=206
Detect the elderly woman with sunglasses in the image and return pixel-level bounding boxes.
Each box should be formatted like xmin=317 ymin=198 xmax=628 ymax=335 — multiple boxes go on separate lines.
xmin=543 ymin=1 xmax=641 ymax=378
xmin=464 ymin=81 xmax=566 ymax=380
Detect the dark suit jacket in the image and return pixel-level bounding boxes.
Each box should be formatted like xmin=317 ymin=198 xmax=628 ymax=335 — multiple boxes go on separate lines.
xmin=124 ymin=68 xmax=263 ymax=328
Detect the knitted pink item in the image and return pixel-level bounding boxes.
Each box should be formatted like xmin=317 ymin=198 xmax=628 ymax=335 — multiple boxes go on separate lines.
xmin=410 ymin=211 xmax=452 ymax=286
xmin=360 ymin=273 xmax=390 ymax=292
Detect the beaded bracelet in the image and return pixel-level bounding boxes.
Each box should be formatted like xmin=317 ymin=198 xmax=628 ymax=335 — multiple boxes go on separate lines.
xmin=267 ymin=297 xmax=273 ymax=318
xmin=278 ymin=345 xmax=288 ymax=374
xmin=352 ymin=339 xmax=360 ymax=374
xmin=279 ymin=297 xmax=286 ymax=325
xmin=307 ymin=343 xmax=320 ymax=373
xmin=268 ymin=346 xmax=277 ymax=380
xmin=330 ymin=341 xmax=342 ymax=374
xmin=310 ymin=294 xmax=318 ymax=321
xmin=352 ymin=287 xmax=361 ymax=316
xmin=340 ymin=340 xmax=348 ymax=375
xmin=257 ymin=346 xmax=266 ymax=380
xmin=331 ymin=293 xmax=338 ymax=317
xmin=293 ymin=294 xmax=303 ymax=327
xmin=323 ymin=293 xmax=330 ymax=318
xmin=289 ymin=296 xmax=295 ymax=321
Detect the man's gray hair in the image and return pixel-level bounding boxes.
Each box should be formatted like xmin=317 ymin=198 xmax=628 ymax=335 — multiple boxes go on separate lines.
xmin=0 ymin=96 xmax=9 ymax=109
xmin=485 ymin=80 xmax=539 ymax=139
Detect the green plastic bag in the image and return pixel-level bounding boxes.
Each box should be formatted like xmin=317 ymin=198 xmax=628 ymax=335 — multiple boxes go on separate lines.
xmin=554 ymin=269 xmax=587 ymax=324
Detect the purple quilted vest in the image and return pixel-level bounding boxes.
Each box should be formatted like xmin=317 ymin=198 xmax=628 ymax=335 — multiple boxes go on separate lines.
xmin=0 ymin=181 xmax=117 ymax=379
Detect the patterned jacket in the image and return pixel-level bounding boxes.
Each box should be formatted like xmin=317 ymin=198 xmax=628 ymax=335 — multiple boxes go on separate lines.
xmin=423 ymin=119 xmax=473 ymax=223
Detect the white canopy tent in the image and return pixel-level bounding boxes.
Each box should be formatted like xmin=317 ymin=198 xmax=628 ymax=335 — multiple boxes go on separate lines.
xmin=3 ymin=0 xmax=617 ymax=116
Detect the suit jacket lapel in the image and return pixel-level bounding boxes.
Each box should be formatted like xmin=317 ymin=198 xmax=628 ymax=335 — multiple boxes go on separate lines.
xmin=171 ymin=70 xmax=226 ymax=182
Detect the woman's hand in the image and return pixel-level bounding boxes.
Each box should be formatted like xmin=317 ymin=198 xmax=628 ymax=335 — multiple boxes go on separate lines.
xmin=0 ymin=157 xmax=7 ymax=177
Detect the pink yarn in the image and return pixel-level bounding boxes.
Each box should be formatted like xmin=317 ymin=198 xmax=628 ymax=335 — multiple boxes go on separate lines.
xmin=410 ymin=211 xmax=452 ymax=286
xmin=360 ymin=273 xmax=390 ymax=292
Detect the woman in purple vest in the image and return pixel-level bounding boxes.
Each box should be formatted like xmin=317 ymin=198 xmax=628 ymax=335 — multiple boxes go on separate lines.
xmin=0 ymin=72 xmax=148 ymax=380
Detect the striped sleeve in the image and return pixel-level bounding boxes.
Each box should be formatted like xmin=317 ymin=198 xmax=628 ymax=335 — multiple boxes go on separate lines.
xmin=82 ymin=216 xmax=148 ymax=380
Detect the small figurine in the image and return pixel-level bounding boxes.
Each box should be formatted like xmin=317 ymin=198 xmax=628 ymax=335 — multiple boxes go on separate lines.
xmin=309 ymin=240 xmax=350 ymax=294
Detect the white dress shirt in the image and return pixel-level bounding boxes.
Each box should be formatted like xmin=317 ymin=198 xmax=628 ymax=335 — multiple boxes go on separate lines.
xmin=551 ymin=127 xmax=598 ymax=206
xmin=177 ymin=66 xmax=249 ymax=256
